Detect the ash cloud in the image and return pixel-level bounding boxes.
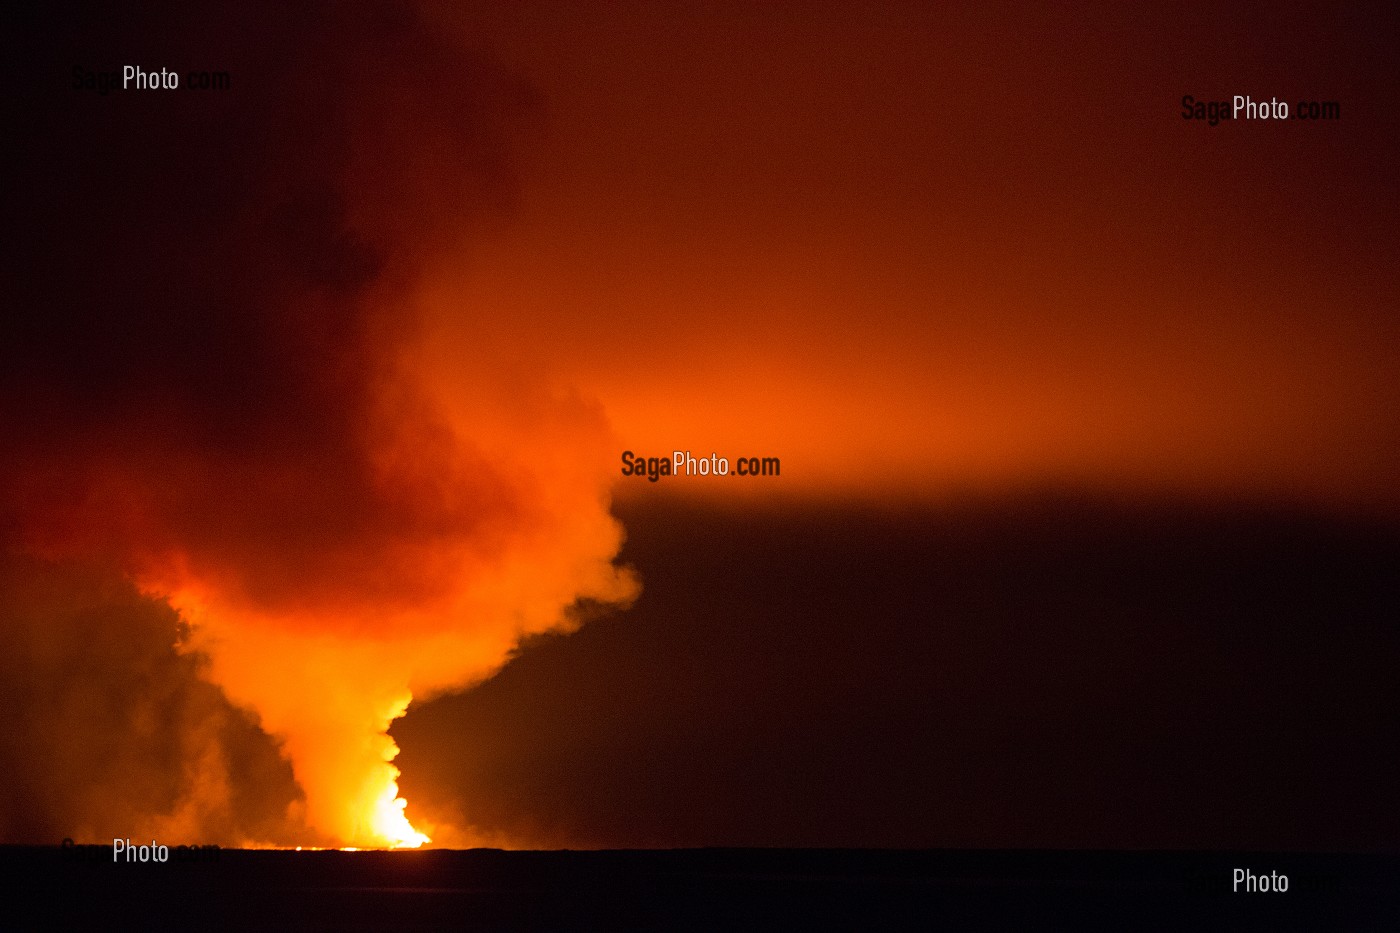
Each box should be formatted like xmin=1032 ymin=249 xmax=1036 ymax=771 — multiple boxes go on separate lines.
xmin=5 ymin=0 xmax=531 ymax=589
xmin=3 ymin=2 xmax=634 ymax=845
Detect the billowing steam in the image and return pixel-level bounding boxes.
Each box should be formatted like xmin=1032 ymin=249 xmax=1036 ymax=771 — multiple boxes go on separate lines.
xmin=3 ymin=2 xmax=635 ymax=846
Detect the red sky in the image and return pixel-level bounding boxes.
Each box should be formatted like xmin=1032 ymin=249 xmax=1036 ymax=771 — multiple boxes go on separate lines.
xmin=412 ymin=1 xmax=1398 ymax=507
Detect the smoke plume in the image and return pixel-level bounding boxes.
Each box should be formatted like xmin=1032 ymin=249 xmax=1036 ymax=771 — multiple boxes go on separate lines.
xmin=3 ymin=1 xmax=635 ymax=846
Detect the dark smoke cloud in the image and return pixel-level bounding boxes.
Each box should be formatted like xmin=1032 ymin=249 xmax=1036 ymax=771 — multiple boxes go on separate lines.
xmin=4 ymin=0 xmax=535 ymax=622
xmin=0 ymin=554 xmax=308 ymax=845
xmin=398 ymin=496 xmax=1400 ymax=850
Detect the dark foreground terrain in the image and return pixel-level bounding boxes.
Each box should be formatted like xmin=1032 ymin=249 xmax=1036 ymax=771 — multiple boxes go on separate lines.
xmin=6 ymin=846 xmax=1397 ymax=931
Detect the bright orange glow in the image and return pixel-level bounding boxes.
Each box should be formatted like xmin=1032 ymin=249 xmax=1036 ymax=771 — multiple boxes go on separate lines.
xmin=369 ymin=774 xmax=430 ymax=849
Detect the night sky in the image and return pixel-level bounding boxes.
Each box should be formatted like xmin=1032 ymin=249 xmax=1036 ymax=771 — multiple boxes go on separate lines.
xmin=3 ymin=1 xmax=1397 ymax=851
